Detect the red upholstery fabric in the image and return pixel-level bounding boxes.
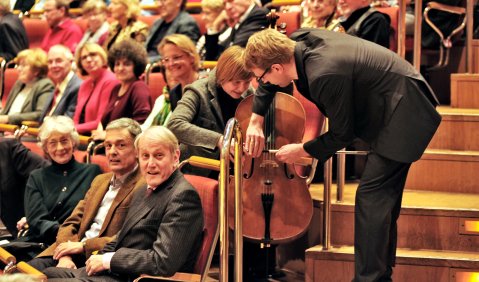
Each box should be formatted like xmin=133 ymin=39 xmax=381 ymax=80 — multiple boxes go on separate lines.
xmin=90 ymin=154 xmax=110 ymax=173
xmin=191 ymin=14 xmax=206 ymax=36
xmin=21 ymin=141 xmax=45 ymax=158
xmin=146 ymin=72 xmax=166 ymax=102
xmin=276 ymin=11 xmax=301 ymax=37
xmin=138 ymin=15 xmax=161 ymax=28
xmin=2 ymin=68 xmax=19 ymax=108
xmin=183 ymin=174 xmax=219 ymax=277
xmin=22 ymin=18 xmax=50 ymax=48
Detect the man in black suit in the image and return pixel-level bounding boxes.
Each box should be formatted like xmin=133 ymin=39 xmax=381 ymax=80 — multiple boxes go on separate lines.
xmin=40 ymin=44 xmax=82 ymax=122
xmin=0 ymin=0 xmax=28 ymax=62
xmin=244 ymin=29 xmax=441 ymax=281
xmin=145 ymin=0 xmax=200 ymax=62
xmin=0 ymin=138 xmax=49 ymax=236
xmin=44 ymin=126 xmax=204 ymax=281
xmin=203 ymin=0 xmax=269 ymax=60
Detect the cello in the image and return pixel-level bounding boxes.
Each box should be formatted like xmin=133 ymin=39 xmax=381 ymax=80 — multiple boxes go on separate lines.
xmin=229 ymin=11 xmax=314 ymax=246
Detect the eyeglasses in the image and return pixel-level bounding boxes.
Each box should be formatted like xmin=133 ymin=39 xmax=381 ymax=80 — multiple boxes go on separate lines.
xmin=161 ymin=55 xmax=185 ymax=65
xmin=256 ymin=66 xmax=271 ymax=82
xmin=80 ymin=52 xmax=99 ymax=61
xmin=47 ymin=138 xmax=71 ymax=150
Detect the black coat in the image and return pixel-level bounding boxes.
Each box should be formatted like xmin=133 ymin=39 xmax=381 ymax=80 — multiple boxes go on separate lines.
xmin=0 ymin=12 xmax=28 ymax=62
xmin=253 ymin=29 xmax=441 ymax=164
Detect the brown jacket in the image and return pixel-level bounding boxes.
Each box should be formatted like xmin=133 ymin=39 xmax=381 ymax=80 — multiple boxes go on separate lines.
xmin=38 ymin=168 xmax=144 ymax=258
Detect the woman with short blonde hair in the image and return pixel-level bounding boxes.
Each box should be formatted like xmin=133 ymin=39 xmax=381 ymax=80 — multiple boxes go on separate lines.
xmin=0 ymin=48 xmax=53 ymax=124
xmin=103 ymin=0 xmax=148 ymax=50
xmin=78 ymin=0 xmax=110 ymax=46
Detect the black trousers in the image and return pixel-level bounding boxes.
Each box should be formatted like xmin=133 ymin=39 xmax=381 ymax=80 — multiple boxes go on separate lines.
xmin=353 ymin=152 xmax=411 ymax=282
xmin=43 ymin=266 xmax=122 ymax=282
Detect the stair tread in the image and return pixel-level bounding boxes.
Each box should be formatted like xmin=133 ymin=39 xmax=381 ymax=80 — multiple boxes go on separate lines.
xmin=307 ymin=245 xmax=479 ymax=261
xmin=438 ymin=106 xmax=479 ymax=117
xmin=309 ymin=182 xmax=479 ymax=215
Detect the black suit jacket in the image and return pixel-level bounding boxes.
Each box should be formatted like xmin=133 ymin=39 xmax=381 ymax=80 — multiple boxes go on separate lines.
xmin=0 ymin=138 xmax=49 ymax=235
xmin=99 ymin=170 xmax=203 ymax=280
xmin=145 ymin=11 xmax=200 ymax=62
xmin=254 ymin=29 xmax=441 ymax=164
xmin=39 ymin=74 xmax=82 ymax=121
xmin=204 ymin=5 xmax=269 ymax=60
xmin=0 ymin=12 xmax=28 ymax=62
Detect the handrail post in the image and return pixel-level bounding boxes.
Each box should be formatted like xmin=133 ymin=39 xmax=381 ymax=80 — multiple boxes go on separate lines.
xmin=336 ymin=149 xmax=346 ymax=203
xmin=413 ymin=0 xmax=423 ymax=71
xmin=219 ymin=118 xmax=243 ymax=282
xmin=322 ymin=157 xmax=332 ymax=250
xmin=466 ymin=0 xmax=473 ymax=73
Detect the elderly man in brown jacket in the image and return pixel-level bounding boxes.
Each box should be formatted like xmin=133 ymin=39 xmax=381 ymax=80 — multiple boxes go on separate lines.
xmin=28 ymin=118 xmax=144 ymax=270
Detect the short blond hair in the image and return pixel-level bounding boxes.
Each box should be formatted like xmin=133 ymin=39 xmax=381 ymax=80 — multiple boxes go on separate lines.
xmin=113 ymin=0 xmax=141 ymax=20
xmin=201 ymin=0 xmax=223 ymax=12
xmin=75 ymin=43 xmax=107 ymax=76
xmin=244 ymin=29 xmax=296 ymax=70
xmin=82 ymin=0 xmax=107 ymax=14
xmin=158 ymin=34 xmax=201 ymax=71
xmin=16 ymin=48 xmax=49 ymax=78
xmin=216 ymin=45 xmax=252 ymax=85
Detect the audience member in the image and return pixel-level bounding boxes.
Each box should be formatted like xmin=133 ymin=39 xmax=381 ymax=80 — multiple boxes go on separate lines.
xmin=29 ymin=118 xmax=144 ymax=271
xmin=168 ymin=45 xmax=253 ymax=177
xmin=0 ymin=0 xmax=28 ymax=62
xmin=104 ymin=0 xmax=149 ymax=51
xmin=337 ymin=0 xmax=391 ymax=48
xmin=203 ymin=0 xmax=268 ymax=60
xmin=142 ymin=34 xmax=200 ymax=129
xmin=44 ymin=126 xmax=203 ymax=281
xmin=91 ymin=40 xmax=151 ymax=141
xmin=41 ymin=0 xmax=83 ymax=53
xmin=73 ymin=43 xmax=119 ymax=135
xmin=40 ymin=45 xmax=82 ymax=122
xmin=78 ymin=0 xmax=110 ymax=47
xmin=0 ymin=48 xmax=54 ymax=125
xmin=0 ymin=138 xmax=49 ymax=237
xmin=302 ymin=0 xmax=341 ymax=30
xmin=141 ymin=68 xmax=178 ymax=129
xmin=197 ymin=0 xmax=225 ymax=60
xmin=145 ymin=0 xmax=200 ymax=62
xmin=2 ymin=116 xmax=101 ymax=261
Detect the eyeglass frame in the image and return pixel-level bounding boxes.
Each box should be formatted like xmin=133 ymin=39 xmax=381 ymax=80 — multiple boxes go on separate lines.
xmin=256 ymin=66 xmax=271 ymax=82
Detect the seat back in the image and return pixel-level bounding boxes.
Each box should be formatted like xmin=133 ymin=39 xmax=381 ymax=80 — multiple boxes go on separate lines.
xmin=191 ymin=14 xmax=206 ymax=35
xmin=2 ymin=68 xmax=19 ymax=108
xmin=90 ymin=154 xmax=110 ymax=173
xmin=184 ymin=174 xmax=219 ymax=281
xmin=138 ymin=15 xmax=161 ymax=28
xmin=146 ymin=71 xmax=167 ymax=102
xmin=376 ymin=6 xmax=399 ymax=53
xmin=22 ymin=18 xmax=50 ymax=48
xmin=21 ymin=141 xmax=45 ymax=158
xmin=276 ymin=11 xmax=301 ymax=37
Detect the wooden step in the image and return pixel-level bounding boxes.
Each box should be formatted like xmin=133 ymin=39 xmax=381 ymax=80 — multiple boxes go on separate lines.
xmin=405 ymin=149 xmax=479 ymax=193
xmin=451 ymin=74 xmax=479 ymax=108
xmin=305 ymin=245 xmax=479 ymax=282
xmin=429 ymin=107 xmax=479 ymax=151
xmin=309 ymin=183 xmax=479 ymax=252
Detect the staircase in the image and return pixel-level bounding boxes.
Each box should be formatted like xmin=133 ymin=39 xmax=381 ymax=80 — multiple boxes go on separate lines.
xmin=305 ymin=74 xmax=479 ymax=281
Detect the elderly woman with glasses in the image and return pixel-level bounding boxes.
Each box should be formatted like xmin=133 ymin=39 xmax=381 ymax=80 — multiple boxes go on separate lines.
xmin=0 ymin=48 xmax=54 ymax=125
xmin=167 ymin=45 xmax=253 ymax=178
xmin=103 ymin=0 xmax=149 ymax=51
xmin=73 ymin=43 xmax=119 ymax=135
xmin=4 ymin=116 xmax=101 ymax=261
xmin=142 ymin=34 xmax=199 ymax=129
xmin=91 ymin=40 xmax=151 ymax=140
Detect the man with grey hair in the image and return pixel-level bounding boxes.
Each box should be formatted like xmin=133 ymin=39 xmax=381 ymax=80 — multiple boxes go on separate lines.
xmin=41 ymin=0 xmax=83 ymax=53
xmin=43 ymin=126 xmax=203 ymax=282
xmin=0 ymin=0 xmax=28 ymax=62
xmin=29 ymin=118 xmax=144 ymax=271
xmin=39 ymin=44 xmax=82 ymax=122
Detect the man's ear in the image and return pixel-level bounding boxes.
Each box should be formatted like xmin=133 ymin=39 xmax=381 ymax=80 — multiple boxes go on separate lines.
xmin=271 ymin=63 xmax=283 ymax=73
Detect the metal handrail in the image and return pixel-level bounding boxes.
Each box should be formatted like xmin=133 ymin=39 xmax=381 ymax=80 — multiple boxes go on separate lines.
xmin=218 ymin=118 xmax=243 ymax=282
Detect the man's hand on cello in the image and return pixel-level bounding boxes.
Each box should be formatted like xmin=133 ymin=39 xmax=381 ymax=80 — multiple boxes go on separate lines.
xmin=245 ymin=113 xmax=265 ymax=157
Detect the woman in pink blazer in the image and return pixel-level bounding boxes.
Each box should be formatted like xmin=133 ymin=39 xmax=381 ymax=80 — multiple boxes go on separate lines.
xmin=73 ymin=43 xmax=119 ymax=135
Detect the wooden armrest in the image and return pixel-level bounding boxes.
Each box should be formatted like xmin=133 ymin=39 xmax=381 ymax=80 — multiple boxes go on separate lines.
xmin=0 ymin=123 xmax=18 ymax=133
xmin=79 ymin=135 xmax=92 ymax=146
xmin=16 ymin=261 xmax=47 ymax=280
xmin=181 ymin=156 xmax=221 ymax=171
xmin=134 ymin=272 xmax=201 ymax=282
xmin=22 ymin=121 xmax=40 ymax=128
xmin=0 ymin=246 xmax=16 ymax=265
xmin=201 ymin=61 xmax=217 ymax=70
xmin=426 ymin=2 xmax=466 ymax=15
